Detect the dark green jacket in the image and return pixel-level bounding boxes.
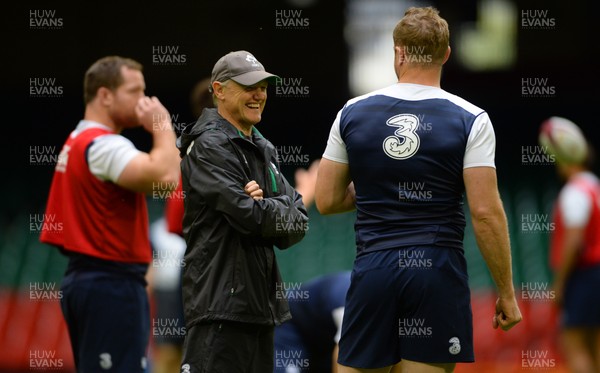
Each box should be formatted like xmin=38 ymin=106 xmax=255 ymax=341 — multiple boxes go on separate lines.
xmin=178 ymin=108 xmax=308 ymax=329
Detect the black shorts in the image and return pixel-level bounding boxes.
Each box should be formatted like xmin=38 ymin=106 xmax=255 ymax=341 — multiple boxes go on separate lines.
xmin=181 ymin=321 xmax=274 ymax=373
xmin=563 ymin=265 xmax=600 ymax=328
xmin=60 ymin=271 xmax=150 ymax=372
xmin=338 ymin=247 xmax=474 ymax=368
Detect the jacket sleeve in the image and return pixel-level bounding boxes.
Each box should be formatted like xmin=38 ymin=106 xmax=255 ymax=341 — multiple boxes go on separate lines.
xmin=186 ymin=131 xmax=308 ymax=244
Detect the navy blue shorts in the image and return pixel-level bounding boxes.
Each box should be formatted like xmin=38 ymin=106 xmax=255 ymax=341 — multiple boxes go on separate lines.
xmin=562 ymin=265 xmax=600 ymax=327
xmin=338 ymin=247 xmax=474 ymax=368
xmin=60 ymin=271 xmax=150 ymax=372
xmin=273 ymin=321 xmax=309 ymax=373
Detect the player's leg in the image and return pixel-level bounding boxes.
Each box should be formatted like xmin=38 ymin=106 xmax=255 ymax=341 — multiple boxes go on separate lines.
xmin=337 ymin=364 xmax=392 ymax=372
xmin=592 ymin=329 xmax=600 ymax=372
xmin=561 ymin=266 xmax=600 ymax=373
xmin=560 ymin=328 xmax=596 ymax=373
xmin=152 ymin=344 xmax=182 ymax=373
xmin=396 ymin=359 xmax=455 ymax=372
xmin=380 ymin=360 xmax=453 ymax=373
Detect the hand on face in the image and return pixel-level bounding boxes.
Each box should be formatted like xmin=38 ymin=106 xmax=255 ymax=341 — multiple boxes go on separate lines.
xmin=135 ymin=96 xmax=172 ymax=133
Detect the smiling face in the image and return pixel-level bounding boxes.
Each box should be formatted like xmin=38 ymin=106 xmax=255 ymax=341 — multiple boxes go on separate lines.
xmin=213 ymin=79 xmax=268 ymax=133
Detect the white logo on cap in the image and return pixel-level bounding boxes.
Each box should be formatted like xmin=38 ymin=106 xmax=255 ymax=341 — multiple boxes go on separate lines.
xmin=246 ymin=54 xmax=260 ymax=67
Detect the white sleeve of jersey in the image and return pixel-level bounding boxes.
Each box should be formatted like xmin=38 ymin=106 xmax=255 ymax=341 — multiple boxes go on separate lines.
xmin=559 ymin=185 xmax=592 ymax=227
xmin=332 ymin=306 xmax=345 ymax=344
xmin=322 ymin=110 xmax=349 ymax=164
xmin=463 ymin=112 xmax=496 ymax=169
xmin=87 ymin=134 xmax=142 ymax=182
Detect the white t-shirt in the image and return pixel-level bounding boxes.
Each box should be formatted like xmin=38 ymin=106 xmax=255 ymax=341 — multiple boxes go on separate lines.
xmin=559 ymin=172 xmax=598 ymax=227
xmin=72 ymin=120 xmax=141 ymax=182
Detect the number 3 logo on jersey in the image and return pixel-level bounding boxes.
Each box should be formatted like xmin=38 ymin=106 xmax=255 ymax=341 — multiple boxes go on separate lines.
xmin=383 ymin=114 xmax=420 ymax=160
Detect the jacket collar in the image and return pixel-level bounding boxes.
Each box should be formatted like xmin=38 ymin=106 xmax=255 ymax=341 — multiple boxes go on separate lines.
xmin=178 ymin=108 xmax=274 ymax=156
xmin=205 ymin=109 xmax=271 ymax=148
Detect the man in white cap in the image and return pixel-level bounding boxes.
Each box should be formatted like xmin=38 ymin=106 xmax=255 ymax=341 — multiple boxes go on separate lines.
xmin=177 ymin=50 xmax=308 ymax=372
xmin=541 ymin=117 xmax=600 ymax=373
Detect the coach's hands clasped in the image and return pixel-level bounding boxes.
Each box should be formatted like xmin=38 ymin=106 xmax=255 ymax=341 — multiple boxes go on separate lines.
xmin=245 ymin=180 xmax=264 ymax=201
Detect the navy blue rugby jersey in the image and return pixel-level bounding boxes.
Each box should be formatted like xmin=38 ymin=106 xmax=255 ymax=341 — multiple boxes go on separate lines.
xmin=323 ymin=83 xmax=496 ymax=255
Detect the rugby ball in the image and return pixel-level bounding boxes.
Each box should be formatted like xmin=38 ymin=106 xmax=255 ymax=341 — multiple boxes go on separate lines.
xmin=539 ymin=116 xmax=588 ymax=164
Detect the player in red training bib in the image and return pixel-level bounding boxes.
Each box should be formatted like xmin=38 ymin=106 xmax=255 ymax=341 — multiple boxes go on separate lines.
xmin=40 ymin=56 xmax=180 ymax=372
xmin=541 ymin=116 xmax=600 ymax=373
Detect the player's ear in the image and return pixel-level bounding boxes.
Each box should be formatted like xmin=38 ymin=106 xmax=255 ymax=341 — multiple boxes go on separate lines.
xmin=394 ymin=45 xmax=405 ymax=66
xmin=96 ymin=86 xmax=113 ymax=107
xmin=442 ymin=46 xmax=451 ymax=65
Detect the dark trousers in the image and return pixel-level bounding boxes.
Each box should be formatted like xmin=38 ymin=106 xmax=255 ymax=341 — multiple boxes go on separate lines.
xmin=181 ymin=321 xmax=274 ymax=373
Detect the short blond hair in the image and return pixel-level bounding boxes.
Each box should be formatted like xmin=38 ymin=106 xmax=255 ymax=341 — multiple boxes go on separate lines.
xmin=393 ymin=7 xmax=449 ymax=65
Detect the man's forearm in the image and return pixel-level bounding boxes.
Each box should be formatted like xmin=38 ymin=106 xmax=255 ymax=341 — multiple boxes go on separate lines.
xmin=317 ymin=182 xmax=356 ymax=215
xmin=115 ymin=122 xmax=180 ymax=194
xmin=149 ymin=122 xmax=179 ymax=185
xmin=472 ymin=207 xmax=515 ymax=298
xmin=315 ymin=159 xmax=355 ymax=215
xmin=337 ymin=183 xmax=356 ymax=213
